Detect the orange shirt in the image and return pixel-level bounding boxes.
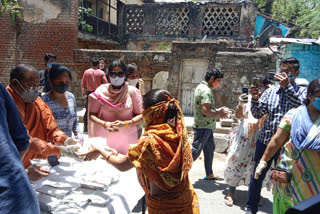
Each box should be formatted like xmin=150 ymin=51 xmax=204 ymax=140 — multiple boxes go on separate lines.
xmin=6 ymin=86 xmax=68 ymax=167
xmin=81 ymin=68 xmax=108 ymax=92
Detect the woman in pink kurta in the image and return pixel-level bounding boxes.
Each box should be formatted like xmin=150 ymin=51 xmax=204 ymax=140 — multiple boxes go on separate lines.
xmin=88 ymin=59 xmax=143 ymax=154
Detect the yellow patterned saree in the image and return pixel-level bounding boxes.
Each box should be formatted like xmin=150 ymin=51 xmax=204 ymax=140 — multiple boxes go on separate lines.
xmin=128 ymin=99 xmax=199 ymax=214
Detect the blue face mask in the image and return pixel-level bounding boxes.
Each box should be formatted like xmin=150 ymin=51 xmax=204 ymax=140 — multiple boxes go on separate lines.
xmin=47 ymin=62 xmax=55 ymax=69
xmin=287 ymin=73 xmax=296 ymax=83
xmin=312 ymin=97 xmax=320 ymax=111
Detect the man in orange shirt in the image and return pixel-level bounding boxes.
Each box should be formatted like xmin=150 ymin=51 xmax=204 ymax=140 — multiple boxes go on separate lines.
xmin=81 ymin=58 xmax=108 ymax=133
xmin=7 ymin=64 xmax=81 ymax=168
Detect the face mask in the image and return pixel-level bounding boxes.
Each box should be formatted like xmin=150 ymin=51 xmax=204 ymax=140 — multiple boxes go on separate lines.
xmin=52 ymin=83 xmax=69 ymax=94
xmin=47 ymin=62 xmax=55 ymax=69
xmin=110 ymin=76 xmax=125 ymax=87
xmin=287 ymin=73 xmax=296 ymax=83
xmin=312 ymin=97 xmax=320 ymax=111
xmin=128 ymin=78 xmax=139 ymax=86
xmin=99 ymin=64 xmax=105 ymax=70
xmin=14 ymin=79 xmax=40 ymax=103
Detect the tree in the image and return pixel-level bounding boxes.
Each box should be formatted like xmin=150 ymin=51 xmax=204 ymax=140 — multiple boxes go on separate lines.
xmin=0 ymin=0 xmax=22 ymax=20
xmin=251 ymin=0 xmax=320 ymax=38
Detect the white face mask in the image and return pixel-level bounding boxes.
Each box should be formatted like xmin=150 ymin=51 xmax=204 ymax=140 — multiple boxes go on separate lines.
xmin=99 ymin=64 xmax=105 ymax=70
xmin=110 ymin=76 xmax=125 ymax=87
xmin=127 ymin=78 xmax=139 ymax=86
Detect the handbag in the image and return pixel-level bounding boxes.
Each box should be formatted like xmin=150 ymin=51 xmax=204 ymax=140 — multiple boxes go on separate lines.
xmin=270 ymin=149 xmax=302 ymax=184
xmin=270 ymin=168 xmax=292 ymax=184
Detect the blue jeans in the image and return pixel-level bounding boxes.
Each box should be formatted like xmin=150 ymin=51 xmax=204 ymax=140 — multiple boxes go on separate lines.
xmin=192 ymin=128 xmax=215 ymax=176
xmin=246 ymin=139 xmax=280 ymax=214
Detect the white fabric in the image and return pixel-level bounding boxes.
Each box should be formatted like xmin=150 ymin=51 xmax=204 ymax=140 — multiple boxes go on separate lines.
xmin=32 ymin=157 xmax=144 ymax=213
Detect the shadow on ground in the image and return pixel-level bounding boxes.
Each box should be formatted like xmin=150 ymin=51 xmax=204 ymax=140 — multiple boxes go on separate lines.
xmin=193 ymin=179 xmax=273 ymax=213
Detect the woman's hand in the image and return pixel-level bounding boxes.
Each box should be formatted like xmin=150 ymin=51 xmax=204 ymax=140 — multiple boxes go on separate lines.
xmin=79 ymin=145 xmax=102 ymax=161
xmin=108 ymin=120 xmax=125 ymax=132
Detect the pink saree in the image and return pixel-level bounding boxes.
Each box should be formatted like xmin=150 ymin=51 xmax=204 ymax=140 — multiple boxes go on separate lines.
xmin=88 ymin=83 xmax=143 ymax=154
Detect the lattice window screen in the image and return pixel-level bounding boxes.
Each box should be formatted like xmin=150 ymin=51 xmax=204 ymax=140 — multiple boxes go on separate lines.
xmin=155 ymin=7 xmax=189 ymax=35
xmin=202 ymin=6 xmax=240 ymax=36
xmin=126 ymin=7 xmax=144 ymax=34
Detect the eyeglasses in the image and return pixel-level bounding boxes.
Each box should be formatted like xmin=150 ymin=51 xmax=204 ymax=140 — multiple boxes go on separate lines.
xmin=109 ymin=71 xmax=125 ymax=78
xmin=15 ymin=79 xmax=44 ymax=93
xmin=30 ymin=85 xmax=44 ymax=93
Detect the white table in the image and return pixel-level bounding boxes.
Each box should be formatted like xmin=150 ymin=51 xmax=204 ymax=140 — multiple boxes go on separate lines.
xmin=31 ymin=157 xmax=144 ymax=214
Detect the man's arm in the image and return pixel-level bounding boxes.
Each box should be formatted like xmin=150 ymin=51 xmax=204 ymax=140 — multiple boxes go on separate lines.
xmin=201 ymin=103 xmax=227 ymax=118
xmin=284 ymin=85 xmax=307 ymax=108
xmin=81 ymin=72 xmax=87 ymax=97
xmin=250 ymin=87 xmax=269 ymax=119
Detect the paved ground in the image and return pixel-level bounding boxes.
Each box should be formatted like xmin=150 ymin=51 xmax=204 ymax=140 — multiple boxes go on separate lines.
xmin=77 ymin=112 xmax=273 ymax=214
xmin=132 ymin=152 xmax=273 ymax=214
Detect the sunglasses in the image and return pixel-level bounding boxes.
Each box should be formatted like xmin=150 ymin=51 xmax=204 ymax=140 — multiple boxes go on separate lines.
xmin=109 ymin=71 xmax=125 ymax=78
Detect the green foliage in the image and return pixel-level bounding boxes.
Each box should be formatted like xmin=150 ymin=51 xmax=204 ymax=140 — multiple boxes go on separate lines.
xmin=157 ymin=42 xmax=171 ymax=51
xmin=0 ymin=0 xmax=22 ymax=21
xmin=251 ymin=0 xmax=320 ymax=38
xmin=78 ymin=6 xmax=93 ymax=33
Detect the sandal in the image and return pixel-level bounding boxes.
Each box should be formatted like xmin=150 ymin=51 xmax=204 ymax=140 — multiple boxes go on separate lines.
xmin=224 ymin=195 xmax=234 ymax=207
xmin=204 ymin=174 xmax=223 ymax=180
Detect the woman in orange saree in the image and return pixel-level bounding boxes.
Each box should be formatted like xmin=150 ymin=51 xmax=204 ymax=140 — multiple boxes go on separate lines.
xmin=81 ymin=89 xmax=199 ymax=214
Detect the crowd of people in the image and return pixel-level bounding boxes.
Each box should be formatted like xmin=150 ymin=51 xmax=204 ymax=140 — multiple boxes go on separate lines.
xmin=0 ymin=54 xmax=319 ymax=214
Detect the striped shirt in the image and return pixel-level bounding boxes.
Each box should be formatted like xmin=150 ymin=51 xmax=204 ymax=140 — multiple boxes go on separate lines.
xmin=251 ymin=83 xmax=307 ymax=145
xmin=81 ymin=68 xmax=108 ymax=92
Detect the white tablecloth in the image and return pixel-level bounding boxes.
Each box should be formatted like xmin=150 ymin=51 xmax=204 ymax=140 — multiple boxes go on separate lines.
xmin=31 ymin=157 xmax=144 ymax=214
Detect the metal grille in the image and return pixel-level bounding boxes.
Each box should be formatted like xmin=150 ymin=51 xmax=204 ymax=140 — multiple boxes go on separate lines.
xmin=202 ymin=6 xmax=240 ymax=36
xmin=126 ymin=6 xmax=144 ymax=34
xmin=155 ymin=7 xmax=189 ymax=35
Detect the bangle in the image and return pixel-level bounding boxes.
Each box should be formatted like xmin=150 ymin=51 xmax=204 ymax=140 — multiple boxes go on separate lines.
xmin=131 ymin=119 xmax=135 ymax=127
xmin=124 ymin=120 xmax=129 ymax=128
xmin=262 ymin=152 xmax=269 ymax=160
xmin=103 ymin=122 xmax=107 ymax=129
xmin=106 ymin=154 xmax=112 ymax=161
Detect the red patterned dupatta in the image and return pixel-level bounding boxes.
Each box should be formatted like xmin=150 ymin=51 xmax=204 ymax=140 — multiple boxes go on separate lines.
xmin=127 ymin=98 xmax=193 ymax=192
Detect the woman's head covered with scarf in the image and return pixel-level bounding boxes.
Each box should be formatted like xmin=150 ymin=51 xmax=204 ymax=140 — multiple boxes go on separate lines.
xmin=128 ymin=89 xmax=193 ymax=190
xmin=142 ymin=89 xmax=179 ymax=127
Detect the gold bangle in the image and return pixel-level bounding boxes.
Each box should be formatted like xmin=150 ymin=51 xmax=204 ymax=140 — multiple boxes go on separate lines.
xmin=124 ymin=120 xmax=129 ymax=128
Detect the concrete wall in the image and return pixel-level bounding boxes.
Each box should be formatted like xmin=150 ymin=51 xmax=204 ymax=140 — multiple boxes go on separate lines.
xmin=0 ymin=0 xmax=78 ymax=84
xmin=282 ymin=43 xmax=320 ymax=83
xmin=170 ymin=41 xmax=276 ymax=109
xmin=71 ymin=49 xmax=172 ymax=106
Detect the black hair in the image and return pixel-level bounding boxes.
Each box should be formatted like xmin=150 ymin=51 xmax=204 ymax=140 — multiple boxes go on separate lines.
xmin=143 ymin=89 xmax=178 ymax=123
xmin=92 ymin=58 xmax=99 ymax=66
xmin=127 ymin=63 xmax=139 ymax=76
xmin=205 ymin=68 xmax=224 ymax=81
xmin=304 ymin=78 xmax=320 ymax=105
xmin=107 ymin=59 xmax=127 ymax=78
xmin=280 ymin=57 xmax=300 ymax=71
xmin=98 ymin=57 xmax=106 ymax=62
xmin=10 ymin=64 xmax=38 ymax=81
xmin=44 ymin=53 xmax=57 ymax=62
xmin=49 ymin=64 xmax=72 ymax=81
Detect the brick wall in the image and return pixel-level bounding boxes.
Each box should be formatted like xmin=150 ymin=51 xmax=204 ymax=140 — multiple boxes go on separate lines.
xmin=0 ymin=15 xmax=17 ymax=84
xmin=0 ymin=0 xmax=78 ymax=85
